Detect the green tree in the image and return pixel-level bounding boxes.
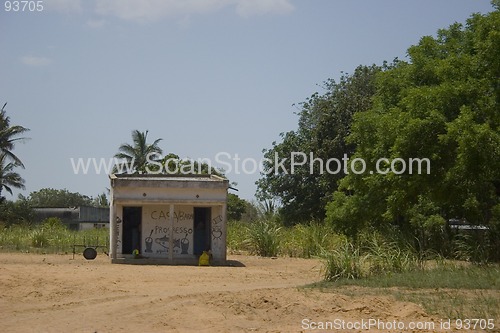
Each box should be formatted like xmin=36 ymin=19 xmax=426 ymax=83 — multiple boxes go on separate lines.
xmin=240 ymin=200 xmax=260 ymax=222
xmin=22 ymin=188 xmax=94 ymax=207
xmin=0 ymin=103 xmax=29 ymax=200
xmin=227 ymin=193 xmax=247 ymax=221
xmin=114 ymin=130 xmax=163 ymax=174
xmin=326 ymin=8 xmax=500 ymax=254
xmin=256 ymin=65 xmax=380 ymax=224
xmin=93 ymin=192 xmax=109 ymax=207
xmin=255 ymin=199 xmax=279 ymax=219
xmin=0 ymin=153 xmax=25 ymax=200
xmin=0 ymin=103 xmax=29 ymax=168
xmin=154 ymin=153 xmax=224 ymax=176
xmin=0 ymin=197 xmax=34 ymax=226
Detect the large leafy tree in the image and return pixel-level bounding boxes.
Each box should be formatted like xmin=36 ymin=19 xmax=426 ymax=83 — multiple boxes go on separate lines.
xmin=114 ymin=130 xmax=163 ymax=174
xmin=256 ymin=65 xmax=380 ymax=224
xmin=0 ymin=197 xmax=34 ymax=226
xmin=21 ymin=188 xmax=94 ymax=207
xmin=326 ymin=7 xmax=500 ymax=253
xmin=227 ymin=193 xmax=247 ymax=221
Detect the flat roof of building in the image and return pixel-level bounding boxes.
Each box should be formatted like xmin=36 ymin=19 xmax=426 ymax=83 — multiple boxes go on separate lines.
xmin=110 ymin=173 xmax=227 ymax=182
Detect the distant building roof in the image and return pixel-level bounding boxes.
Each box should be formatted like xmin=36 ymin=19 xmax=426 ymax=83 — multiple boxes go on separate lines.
xmin=34 ymin=206 xmax=109 ymax=223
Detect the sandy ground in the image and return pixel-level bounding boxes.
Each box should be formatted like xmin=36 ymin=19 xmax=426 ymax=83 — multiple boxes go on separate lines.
xmin=0 ymin=253 xmax=446 ymax=332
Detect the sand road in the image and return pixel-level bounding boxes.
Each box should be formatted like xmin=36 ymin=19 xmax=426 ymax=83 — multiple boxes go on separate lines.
xmin=0 ymin=253 xmax=436 ymax=332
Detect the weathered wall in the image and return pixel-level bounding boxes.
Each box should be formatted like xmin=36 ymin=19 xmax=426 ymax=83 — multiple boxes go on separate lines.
xmin=115 ymin=205 xmax=123 ymax=255
xmin=210 ymin=205 xmax=225 ymax=261
xmin=110 ymin=176 xmax=228 ymax=263
xmin=141 ymin=205 xmax=194 ymax=257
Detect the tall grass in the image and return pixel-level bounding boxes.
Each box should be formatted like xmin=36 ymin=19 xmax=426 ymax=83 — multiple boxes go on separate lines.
xmin=322 ymin=241 xmax=367 ymax=281
xmin=227 ymin=220 xmax=423 ymax=281
xmin=0 ymin=218 xmax=109 ymax=254
xmin=227 ymin=220 xmax=346 ymax=258
xmin=227 ymin=220 xmax=248 ymax=254
xmin=321 ymin=232 xmax=422 ymax=281
xmin=244 ymin=219 xmax=282 ymax=257
xmin=360 ymin=231 xmax=420 ymax=274
xmin=227 ymin=220 xmax=426 ymax=281
xmin=281 ymin=223 xmax=346 ymax=258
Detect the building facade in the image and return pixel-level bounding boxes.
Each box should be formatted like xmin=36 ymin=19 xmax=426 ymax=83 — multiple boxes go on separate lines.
xmin=109 ymin=174 xmax=229 ymax=265
xmin=34 ymin=206 xmax=109 ymax=230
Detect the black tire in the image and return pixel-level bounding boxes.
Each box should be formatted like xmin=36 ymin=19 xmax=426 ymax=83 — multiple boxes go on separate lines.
xmin=83 ymin=247 xmax=97 ymax=260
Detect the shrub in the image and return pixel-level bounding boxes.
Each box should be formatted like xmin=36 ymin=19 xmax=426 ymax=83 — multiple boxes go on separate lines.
xmin=31 ymin=229 xmax=49 ymax=248
xmin=281 ymin=223 xmax=346 ymax=258
xmin=227 ymin=220 xmax=249 ymax=253
xmin=359 ymin=231 xmax=419 ymax=275
xmin=322 ymin=241 xmax=367 ymax=281
xmin=245 ymin=219 xmax=281 ymax=257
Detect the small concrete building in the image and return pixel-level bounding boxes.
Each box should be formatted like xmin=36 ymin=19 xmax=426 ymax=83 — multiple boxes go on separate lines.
xmin=109 ymin=174 xmax=229 ymax=265
xmin=34 ymin=206 xmax=109 ymax=230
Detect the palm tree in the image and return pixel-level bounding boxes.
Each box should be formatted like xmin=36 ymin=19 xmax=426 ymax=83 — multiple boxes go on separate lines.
xmin=0 ymin=103 xmax=30 ymax=168
xmin=114 ymin=130 xmax=163 ymax=174
xmin=0 ymin=153 xmax=26 ymax=199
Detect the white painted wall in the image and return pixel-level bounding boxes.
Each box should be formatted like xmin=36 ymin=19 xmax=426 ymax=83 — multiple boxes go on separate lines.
xmin=141 ymin=205 xmax=194 ymax=258
xmin=110 ymin=176 xmax=228 ymax=263
xmin=210 ymin=205 xmax=225 ymax=260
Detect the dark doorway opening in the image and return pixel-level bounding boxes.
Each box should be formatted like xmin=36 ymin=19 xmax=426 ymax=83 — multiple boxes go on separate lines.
xmin=193 ymin=207 xmax=211 ymax=256
xmin=122 ymin=207 xmax=142 ymax=254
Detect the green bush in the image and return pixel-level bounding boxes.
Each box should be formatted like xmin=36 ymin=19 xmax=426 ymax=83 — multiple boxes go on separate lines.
xmin=245 ymin=219 xmax=281 ymax=257
xmin=31 ymin=229 xmax=49 ymax=248
xmin=281 ymin=223 xmax=346 ymax=258
xmin=322 ymin=241 xmax=367 ymax=281
xmin=360 ymin=231 xmax=419 ymax=274
xmin=227 ymin=220 xmax=249 ymax=253
xmin=321 ymin=230 xmax=422 ymax=281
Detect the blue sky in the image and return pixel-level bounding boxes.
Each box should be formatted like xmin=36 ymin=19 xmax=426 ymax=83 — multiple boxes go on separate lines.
xmin=0 ymin=0 xmax=495 ymax=201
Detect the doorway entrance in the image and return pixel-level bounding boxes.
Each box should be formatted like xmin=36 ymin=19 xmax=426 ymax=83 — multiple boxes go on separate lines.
xmin=193 ymin=207 xmax=211 ymax=256
xmin=122 ymin=207 xmax=142 ymax=254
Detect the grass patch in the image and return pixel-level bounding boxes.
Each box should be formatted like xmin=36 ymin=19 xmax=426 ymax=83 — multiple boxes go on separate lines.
xmin=0 ymin=220 xmax=109 ymax=254
xmin=227 ymin=220 xmax=347 ymax=258
xmin=312 ymin=265 xmax=500 ymax=290
xmin=244 ymin=219 xmax=282 ymax=257
xmin=307 ymin=265 xmax=500 ymax=320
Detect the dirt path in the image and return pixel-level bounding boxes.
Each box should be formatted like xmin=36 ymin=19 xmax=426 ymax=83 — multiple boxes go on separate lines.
xmin=0 ymin=253 xmax=438 ymax=332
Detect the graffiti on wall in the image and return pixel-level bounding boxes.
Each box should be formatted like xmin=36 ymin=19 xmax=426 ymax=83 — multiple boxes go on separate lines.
xmin=142 ymin=206 xmax=194 ymax=256
xmin=115 ymin=216 xmax=122 ymax=252
xmin=144 ymin=227 xmax=193 ymax=255
xmin=144 ymin=229 xmax=154 ymax=253
xmin=150 ymin=210 xmax=194 ymax=222
xmin=211 ymin=214 xmax=223 ymax=240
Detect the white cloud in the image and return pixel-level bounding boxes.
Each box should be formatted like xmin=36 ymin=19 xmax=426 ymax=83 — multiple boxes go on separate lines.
xmin=20 ymin=56 xmax=52 ymax=67
xmin=94 ymin=0 xmax=294 ymax=22
xmin=95 ymin=0 xmax=226 ymax=21
xmin=43 ymin=0 xmax=82 ymax=13
xmin=235 ymin=0 xmax=294 ymax=17
xmin=86 ymin=19 xmax=107 ymax=28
